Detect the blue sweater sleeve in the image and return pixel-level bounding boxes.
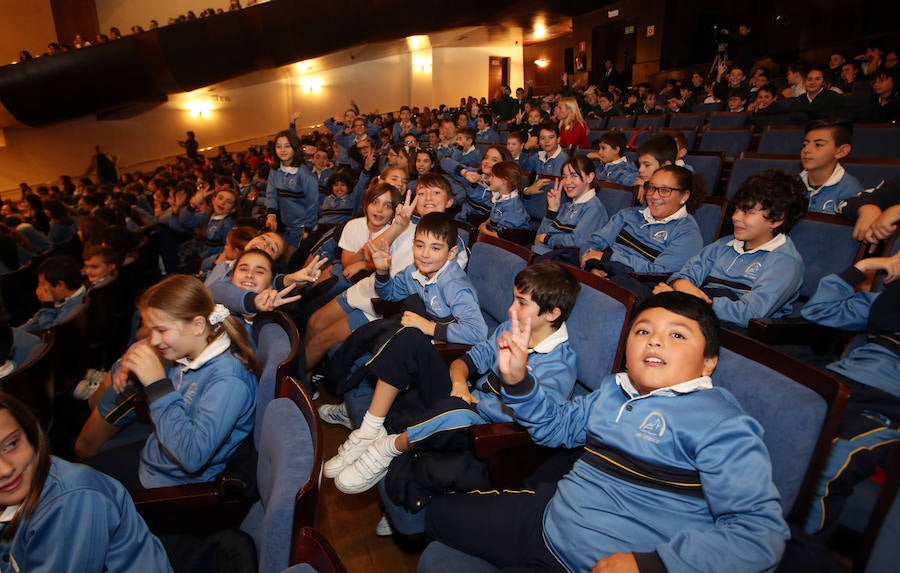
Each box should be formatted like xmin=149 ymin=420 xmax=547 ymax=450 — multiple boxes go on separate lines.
xmin=585 ymin=210 xmax=627 ymax=253
xmin=654 ymin=415 xmax=789 ymax=572
xmin=177 ymin=206 xmax=207 ymax=230
xmin=549 ymin=203 xmax=610 ymax=249
xmin=710 ymin=251 xmax=803 ymax=327
xmin=502 ymin=375 xmax=603 ymax=448
xmin=440 ymin=284 xmax=489 ymax=344
xmin=801 ymin=268 xmax=875 ymax=331
xmin=374 ymin=267 xmax=413 ymax=302
xmin=669 ymin=241 xmax=720 ymax=285
xmin=147 ymin=370 xmax=255 ymax=474
xmin=265 ymin=171 xmax=279 ymax=213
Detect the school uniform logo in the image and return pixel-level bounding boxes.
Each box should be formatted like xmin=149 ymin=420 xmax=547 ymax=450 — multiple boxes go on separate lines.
xmin=652 ymin=230 xmax=668 ymax=242
xmin=821 ymin=199 xmax=835 ymax=213
xmin=636 ymin=411 xmax=667 ymax=443
xmin=744 ymin=262 xmax=763 ymax=278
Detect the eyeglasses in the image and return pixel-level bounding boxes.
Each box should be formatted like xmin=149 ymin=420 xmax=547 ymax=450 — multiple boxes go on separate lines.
xmin=642 ymin=182 xmax=685 ymax=197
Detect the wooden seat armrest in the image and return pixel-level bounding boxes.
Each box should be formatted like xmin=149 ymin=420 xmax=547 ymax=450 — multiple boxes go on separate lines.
xmin=629 ymin=272 xmax=670 ymax=284
xmin=471 ymin=422 xmax=535 ymax=458
xmin=131 ymin=480 xmax=223 ymax=511
xmin=348 ymin=269 xmax=374 ymax=284
xmin=435 ymin=341 xmax=472 ymax=362
xmin=747 ymin=317 xmax=839 ymax=346
xmin=498 ymin=228 xmax=537 ymax=246
xmin=370 ymin=297 xmax=403 ymax=317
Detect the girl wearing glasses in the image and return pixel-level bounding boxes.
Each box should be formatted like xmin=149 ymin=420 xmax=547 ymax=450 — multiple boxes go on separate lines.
xmin=657 ymin=169 xmax=806 ymax=327
xmin=581 ymin=165 xmax=704 ymax=298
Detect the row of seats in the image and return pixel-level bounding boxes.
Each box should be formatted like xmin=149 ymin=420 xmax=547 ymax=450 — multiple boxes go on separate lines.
xmin=370 ymin=234 xmax=883 ymax=571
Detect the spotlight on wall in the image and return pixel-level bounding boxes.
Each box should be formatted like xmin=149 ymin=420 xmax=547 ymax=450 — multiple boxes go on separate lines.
xmin=534 ymin=58 xmax=549 ymax=68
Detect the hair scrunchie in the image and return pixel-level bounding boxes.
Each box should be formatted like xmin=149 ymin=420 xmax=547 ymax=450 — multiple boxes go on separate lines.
xmin=209 ymin=304 xmax=230 ymax=325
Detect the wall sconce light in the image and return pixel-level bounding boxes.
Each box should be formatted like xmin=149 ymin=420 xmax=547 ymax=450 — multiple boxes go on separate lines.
xmin=413 ymin=56 xmax=432 ymax=72
xmin=534 ymin=58 xmax=549 ymax=68
xmin=185 ymin=99 xmax=213 ymax=118
xmin=299 ymin=78 xmax=323 ymax=93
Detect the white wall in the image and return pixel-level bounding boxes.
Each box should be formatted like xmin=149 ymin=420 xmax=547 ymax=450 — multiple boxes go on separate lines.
xmin=0 ymin=0 xmax=56 ymax=60
xmin=0 ymin=41 xmax=522 ymax=192
xmin=432 ymin=45 xmax=524 ymax=106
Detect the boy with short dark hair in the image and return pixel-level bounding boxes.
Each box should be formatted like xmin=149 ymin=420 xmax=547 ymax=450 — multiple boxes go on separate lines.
xmin=505 ymin=130 xmax=535 ymax=173
xmin=456 ymin=127 xmax=482 ymax=167
xmin=19 ymin=256 xmax=87 ymax=334
xmin=591 ymin=129 xmax=639 ymax=186
xmin=82 ymin=245 xmax=121 ymax=289
xmin=425 ymin=291 xmax=789 ymax=572
xmin=660 ymin=169 xmax=807 ymax=327
xmin=330 ymin=263 xmax=580 ymax=494
xmin=475 ymin=114 xmax=501 ymax=144
xmin=323 ymin=212 xmax=488 ymax=486
xmin=634 ymin=133 xmax=678 ymax=189
xmin=523 ymin=122 xmax=570 ymax=221
xmin=800 ymin=119 xmax=863 ymax=213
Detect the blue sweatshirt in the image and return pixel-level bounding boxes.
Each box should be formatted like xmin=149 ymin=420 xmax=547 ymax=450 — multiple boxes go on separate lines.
xmin=801 ymin=267 xmax=900 ymax=399
xmin=669 ymin=234 xmax=804 ymax=327
xmin=0 ymin=457 xmax=173 ymax=573
xmin=595 ymin=156 xmax=639 ymax=187
xmin=585 ymin=206 xmax=704 ymax=274
xmin=502 ymin=372 xmax=788 ymax=573
xmin=488 ymin=193 xmax=531 ymax=233
xmin=265 ymin=164 xmax=320 ymax=246
xmin=525 ymin=147 xmax=570 ymax=222
xmin=534 ymin=190 xmax=609 ymax=254
xmin=800 ymin=164 xmax=863 ymax=214
xmin=116 ymin=335 xmax=257 ymax=488
xmin=405 ymin=321 xmax=576 ymax=443
xmin=374 ymin=260 xmax=488 ymax=345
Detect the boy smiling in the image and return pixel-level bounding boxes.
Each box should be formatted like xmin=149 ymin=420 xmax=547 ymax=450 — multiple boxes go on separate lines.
xmin=425 ymin=292 xmax=789 ymax=573
xmin=330 ymin=263 xmax=579 ymax=495
xmin=658 ymin=169 xmax=807 ymax=327
xmin=323 ymin=212 xmax=487 ymax=490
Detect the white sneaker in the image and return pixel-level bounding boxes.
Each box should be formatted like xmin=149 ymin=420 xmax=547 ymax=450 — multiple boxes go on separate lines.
xmin=375 ymin=514 xmax=394 ymax=537
xmin=318 ymin=402 xmax=353 ymax=430
xmin=335 ymin=434 xmax=396 ymax=494
xmin=73 ymin=369 xmax=106 ymax=400
xmin=323 ymin=426 xmax=386 ymax=478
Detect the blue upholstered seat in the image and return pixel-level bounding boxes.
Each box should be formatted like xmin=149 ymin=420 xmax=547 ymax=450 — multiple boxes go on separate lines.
xmin=241 ymin=398 xmax=316 ymax=573
xmin=758 ymin=127 xmax=805 ymax=155
xmin=699 ymin=128 xmax=752 ymax=160
xmin=596 ymin=184 xmax=635 ymax=217
xmin=725 ymin=153 xmax=799 ymax=198
xmin=466 ymin=237 xmax=531 ymax=332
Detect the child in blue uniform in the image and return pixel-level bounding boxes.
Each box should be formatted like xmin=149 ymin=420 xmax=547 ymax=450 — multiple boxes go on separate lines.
xmin=425 ymin=292 xmax=789 ymax=573
xmin=17 ymin=256 xmax=86 ymax=334
xmin=523 ymin=122 xmax=570 ymax=222
xmin=581 ymin=165 xmax=705 ymax=298
xmin=326 ymin=263 xmax=579 ymax=495
xmin=323 ymin=213 xmax=488 ymax=490
xmin=477 ymin=160 xmax=531 ymax=236
xmin=178 ymin=184 xmax=238 ymax=262
xmin=265 ymin=130 xmax=320 ymax=248
xmin=0 ymin=393 xmax=172 ymax=572
xmin=533 ymin=155 xmax=610 ymax=256
xmin=316 ymin=171 xmax=360 ymax=226
xmin=75 ymin=275 xmax=260 ymax=489
xmin=591 ymin=130 xmax=639 ymax=187
xmin=442 ymin=145 xmax=512 ymax=220
xmin=659 ymin=169 xmax=807 ymax=327
xmin=799 ymin=119 xmax=863 ymax=214
xmin=801 ymin=251 xmax=900 ymax=534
